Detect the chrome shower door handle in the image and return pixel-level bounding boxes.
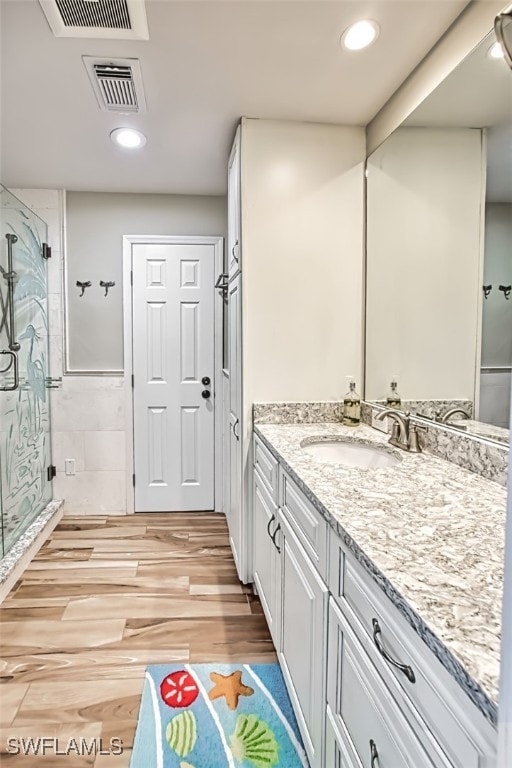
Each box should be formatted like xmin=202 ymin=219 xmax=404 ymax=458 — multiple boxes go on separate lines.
xmin=0 ymin=349 xmax=19 ymax=391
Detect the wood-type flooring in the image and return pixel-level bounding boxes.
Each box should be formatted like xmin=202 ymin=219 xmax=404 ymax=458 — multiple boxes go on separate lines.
xmin=0 ymin=513 xmax=276 ymax=766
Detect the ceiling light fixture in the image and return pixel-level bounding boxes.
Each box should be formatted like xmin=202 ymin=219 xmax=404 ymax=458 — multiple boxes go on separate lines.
xmin=488 ymin=41 xmax=505 ymax=59
xmin=110 ymin=127 xmax=146 ymax=149
xmin=341 ymin=20 xmax=379 ymax=51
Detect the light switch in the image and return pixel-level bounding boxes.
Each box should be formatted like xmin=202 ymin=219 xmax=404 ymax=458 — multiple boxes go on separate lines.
xmin=65 ymin=458 xmax=76 ymax=476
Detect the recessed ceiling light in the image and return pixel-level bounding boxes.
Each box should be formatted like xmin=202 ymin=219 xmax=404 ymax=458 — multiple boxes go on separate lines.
xmin=110 ymin=128 xmax=147 ymax=149
xmin=341 ymin=20 xmax=379 ymax=51
xmin=488 ymin=41 xmax=505 ymax=59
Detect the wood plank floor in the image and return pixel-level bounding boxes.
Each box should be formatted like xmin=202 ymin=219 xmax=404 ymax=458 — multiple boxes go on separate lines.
xmin=0 ymin=513 xmax=276 ymax=766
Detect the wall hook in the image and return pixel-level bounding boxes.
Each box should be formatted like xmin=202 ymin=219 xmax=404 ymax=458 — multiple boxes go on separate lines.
xmin=499 ymin=284 xmax=511 ymax=300
xmin=483 ymin=284 xmax=492 ymax=299
xmin=76 ymin=280 xmax=91 ymax=297
xmin=99 ymin=280 xmax=115 ymax=297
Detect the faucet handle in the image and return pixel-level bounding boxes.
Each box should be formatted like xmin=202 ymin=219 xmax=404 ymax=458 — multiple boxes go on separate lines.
xmin=408 ymin=423 xmax=427 ymax=453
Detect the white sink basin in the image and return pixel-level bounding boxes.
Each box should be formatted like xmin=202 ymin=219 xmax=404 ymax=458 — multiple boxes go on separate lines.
xmin=301 ymin=439 xmax=400 ymax=469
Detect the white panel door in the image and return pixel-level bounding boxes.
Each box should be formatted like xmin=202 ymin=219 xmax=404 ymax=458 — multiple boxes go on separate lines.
xmin=132 ymin=242 xmax=215 ymax=512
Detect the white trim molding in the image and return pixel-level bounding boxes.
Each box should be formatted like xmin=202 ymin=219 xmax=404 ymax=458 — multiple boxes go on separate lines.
xmin=122 ymin=234 xmax=225 ymax=515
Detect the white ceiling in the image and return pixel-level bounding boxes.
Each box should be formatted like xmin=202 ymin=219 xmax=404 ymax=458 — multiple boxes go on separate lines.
xmin=1 ymin=0 xmax=471 ymax=195
xmin=403 ymin=31 xmax=512 ymax=202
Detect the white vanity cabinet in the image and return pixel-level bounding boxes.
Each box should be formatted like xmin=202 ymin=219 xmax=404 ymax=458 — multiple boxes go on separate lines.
xmin=328 ymin=534 xmax=497 ymax=768
xmin=252 ymin=434 xmax=328 ymax=768
xmin=251 ymin=432 xmax=498 ymax=768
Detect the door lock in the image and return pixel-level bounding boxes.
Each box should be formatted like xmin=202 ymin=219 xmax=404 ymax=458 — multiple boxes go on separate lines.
xmin=202 ymin=376 xmax=211 ymax=386
xmin=201 ymin=390 xmax=211 ymax=399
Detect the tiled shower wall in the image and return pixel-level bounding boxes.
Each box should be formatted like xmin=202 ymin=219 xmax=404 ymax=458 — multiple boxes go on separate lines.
xmin=12 ymin=189 xmax=127 ymax=514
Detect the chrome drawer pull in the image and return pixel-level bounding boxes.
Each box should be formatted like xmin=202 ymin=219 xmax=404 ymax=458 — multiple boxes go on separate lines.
xmin=266 ymin=514 xmax=276 ymax=539
xmin=372 ymin=618 xmax=416 ymax=683
xmin=370 ymin=740 xmax=380 ymax=768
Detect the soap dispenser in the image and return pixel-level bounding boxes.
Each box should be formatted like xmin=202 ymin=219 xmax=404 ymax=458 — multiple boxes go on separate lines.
xmin=342 ymin=377 xmax=361 ymax=427
xmin=386 ymin=378 xmax=401 ymax=409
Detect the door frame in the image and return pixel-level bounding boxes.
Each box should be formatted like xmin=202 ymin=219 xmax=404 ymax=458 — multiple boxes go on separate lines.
xmin=122 ymin=234 xmax=224 ymax=514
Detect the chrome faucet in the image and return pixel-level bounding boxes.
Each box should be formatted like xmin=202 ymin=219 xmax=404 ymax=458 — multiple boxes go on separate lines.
xmin=375 ymin=409 xmax=425 ymax=453
xmin=439 ymin=407 xmax=470 ymax=423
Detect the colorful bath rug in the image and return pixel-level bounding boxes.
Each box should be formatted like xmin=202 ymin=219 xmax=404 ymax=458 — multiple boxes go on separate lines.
xmin=130 ymin=663 xmax=309 ymax=768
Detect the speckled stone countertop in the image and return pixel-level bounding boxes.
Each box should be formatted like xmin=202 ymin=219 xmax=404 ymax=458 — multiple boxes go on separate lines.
xmin=447 ymin=419 xmax=509 ymax=445
xmin=254 ymin=422 xmax=507 ymax=726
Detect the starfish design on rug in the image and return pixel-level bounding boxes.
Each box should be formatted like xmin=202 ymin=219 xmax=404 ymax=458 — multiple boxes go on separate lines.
xmin=208 ymin=670 xmax=254 ymax=710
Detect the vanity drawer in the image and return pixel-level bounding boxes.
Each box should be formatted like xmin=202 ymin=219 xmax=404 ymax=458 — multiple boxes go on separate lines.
xmin=253 ymin=434 xmax=278 ymax=501
xmin=327 ymin=597 xmax=442 ymax=768
xmin=280 ymin=468 xmax=328 ymax=579
xmin=328 ymin=533 xmax=497 ymax=768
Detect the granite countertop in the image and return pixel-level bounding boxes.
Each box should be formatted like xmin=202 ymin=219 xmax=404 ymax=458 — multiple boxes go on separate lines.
xmin=254 ymin=422 xmax=507 ymax=726
xmin=447 ymin=419 xmax=509 ymax=445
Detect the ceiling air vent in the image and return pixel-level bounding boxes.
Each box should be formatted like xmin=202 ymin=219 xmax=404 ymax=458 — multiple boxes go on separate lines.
xmin=38 ymin=0 xmax=149 ymax=40
xmin=83 ymin=56 xmax=147 ymax=113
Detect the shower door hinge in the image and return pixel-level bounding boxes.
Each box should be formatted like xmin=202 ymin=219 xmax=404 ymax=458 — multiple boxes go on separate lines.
xmin=132 ymin=473 xmax=136 ymax=487
xmin=42 ymin=243 xmax=52 ymax=259
xmin=47 ymin=465 xmax=56 ymax=481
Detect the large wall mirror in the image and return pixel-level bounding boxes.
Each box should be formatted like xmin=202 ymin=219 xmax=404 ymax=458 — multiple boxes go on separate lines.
xmin=365 ymin=30 xmax=512 ymax=445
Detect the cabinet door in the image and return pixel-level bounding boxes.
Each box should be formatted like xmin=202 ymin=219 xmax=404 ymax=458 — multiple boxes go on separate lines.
xmin=252 ymin=469 xmax=280 ymax=645
xmin=327 ymin=598 xmax=440 ymax=768
xmin=228 ymin=127 xmax=241 ymax=280
xmin=325 ymin=706 xmax=362 ymax=768
xmin=228 ymin=416 xmax=242 ymax=575
xmin=278 ymin=514 xmax=328 ymax=768
xmin=228 ymin=276 xmax=241 ymax=420
xmin=227 ymin=274 xmax=244 ymax=578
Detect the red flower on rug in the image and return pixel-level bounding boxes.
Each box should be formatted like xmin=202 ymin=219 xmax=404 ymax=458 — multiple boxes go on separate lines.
xmin=160 ymin=670 xmax=199 ymax=708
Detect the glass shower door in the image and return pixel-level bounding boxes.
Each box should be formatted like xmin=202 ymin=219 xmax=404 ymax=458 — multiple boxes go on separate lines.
xmin=0 ymin=186 xmax=52 ymax=557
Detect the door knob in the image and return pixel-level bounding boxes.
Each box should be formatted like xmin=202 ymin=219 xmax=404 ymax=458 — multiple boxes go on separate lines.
xmin=201 ymin=390 xmax=211 ymax=399
xmin=202 ymin=376 xmax=211 ymax=386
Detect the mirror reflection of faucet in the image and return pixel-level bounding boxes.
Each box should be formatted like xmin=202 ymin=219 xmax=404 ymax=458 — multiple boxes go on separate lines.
xmin=439 ymin=407 xmax=470 ymax=423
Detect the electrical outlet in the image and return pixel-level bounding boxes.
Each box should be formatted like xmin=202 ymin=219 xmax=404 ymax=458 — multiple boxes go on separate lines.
xmin=65 ymin=458 xmax=75 ymax=476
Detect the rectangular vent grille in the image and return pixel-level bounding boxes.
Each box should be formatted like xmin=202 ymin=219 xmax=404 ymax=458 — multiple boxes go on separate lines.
xmin=94 ymin=64 xmax=138 ymax=110
xmin=55 ymin=0 xmax=131 ymax=29
xmin=38 ymin=0 xmax=148 ymax=40
xmin=83 ymin=56 xmax=146 ymax=113
xmin=56 ymin=0 xmax=131 ymax=29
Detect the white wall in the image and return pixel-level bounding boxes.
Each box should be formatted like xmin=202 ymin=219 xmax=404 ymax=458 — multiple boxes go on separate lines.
xmin=241 ymin=118 xmax=365 ymax=411
xmin=365 ymin=127 xmax=485 ymax=401
xmin=13 ymin=188 xmax=227 ymax=515
xmin=66 ymin=192 xmax=227 ymax=372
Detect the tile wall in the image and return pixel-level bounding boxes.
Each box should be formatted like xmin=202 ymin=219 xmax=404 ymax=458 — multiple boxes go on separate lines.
xmin=12 ymin=189 xmax=128 ymax=515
